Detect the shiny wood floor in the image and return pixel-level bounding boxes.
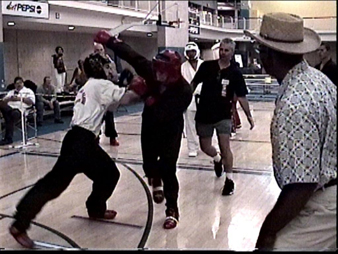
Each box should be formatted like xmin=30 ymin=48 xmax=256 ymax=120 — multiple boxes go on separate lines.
xmin=0 ymin=101 xmax=281 ymax=251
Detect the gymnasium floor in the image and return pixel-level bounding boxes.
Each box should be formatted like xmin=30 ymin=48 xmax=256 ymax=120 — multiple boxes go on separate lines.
xmin=0 ymin=101 xmax=281 ymax=250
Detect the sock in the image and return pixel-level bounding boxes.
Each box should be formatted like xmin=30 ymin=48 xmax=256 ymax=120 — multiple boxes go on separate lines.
xmin=226 ymin=172 xmax=233 ymax=180
xmin=213 ymin=153 xmax=221 ymax=163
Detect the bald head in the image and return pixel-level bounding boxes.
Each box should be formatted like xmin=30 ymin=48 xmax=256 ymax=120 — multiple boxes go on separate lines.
xmin=93 ymin=43 xmax=105 ymax=57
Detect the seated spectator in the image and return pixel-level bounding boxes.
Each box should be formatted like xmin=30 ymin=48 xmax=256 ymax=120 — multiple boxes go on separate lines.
xmin=36 ymin=76 xmax=64 ymax=126
xmin=0 ymin=77 xmax=35 ymax=145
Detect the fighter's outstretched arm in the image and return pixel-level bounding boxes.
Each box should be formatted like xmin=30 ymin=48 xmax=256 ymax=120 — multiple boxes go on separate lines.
xmin=94 ymin=30 xmax=154 ymax=82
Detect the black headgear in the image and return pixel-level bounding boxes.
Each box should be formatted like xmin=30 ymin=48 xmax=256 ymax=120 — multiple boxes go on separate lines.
xmin=84 ymin=53 xmax=111 ymax=80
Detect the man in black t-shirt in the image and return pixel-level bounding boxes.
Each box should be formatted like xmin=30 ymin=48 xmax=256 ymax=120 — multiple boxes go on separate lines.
xmin=191 ymin=38 xmax=254 ymax=195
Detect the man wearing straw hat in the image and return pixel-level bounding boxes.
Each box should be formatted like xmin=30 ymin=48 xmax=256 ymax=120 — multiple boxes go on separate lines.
xmin=244 ymin=12 xmax=336 ymax=251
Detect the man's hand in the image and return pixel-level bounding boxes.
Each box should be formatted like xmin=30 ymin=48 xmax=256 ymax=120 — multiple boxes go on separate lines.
xmin=247 ymin=116 xmax=255 ymax=130
xmin=94 ymin=30 xmax=113 ymax=45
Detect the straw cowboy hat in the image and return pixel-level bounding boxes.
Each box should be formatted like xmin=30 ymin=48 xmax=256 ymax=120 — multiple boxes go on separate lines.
xmin=244 ymin=12 xmax=321 ymax=55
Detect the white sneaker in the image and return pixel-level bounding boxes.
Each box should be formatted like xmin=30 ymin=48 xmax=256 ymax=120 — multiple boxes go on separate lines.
xmin=188 ymin=151 xmax=197 ymax=157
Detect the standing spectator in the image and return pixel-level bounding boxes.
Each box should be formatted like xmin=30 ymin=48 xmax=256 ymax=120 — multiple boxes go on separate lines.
xmin=94 ymin=30 xmax=192 ymax=229
xmin=244 ymin=12 xmax=336 ymax=251
xmin=191 ymin=38 xmax=254 ymax=196
xmin=36 ymin=76 xmax=64 ymax=126
xmin=8 ymin=53 xmax=145 ymax=249
xmin=94 ymin=42 xmax=120 ymax=146
xmin=0 ymin=77 xmax=35 ymax=145
xmin=181 ymin=42 xmax=204 ymax=157
xmin=315 ymin=42 xmax=337 ymax=86
xmin=52 ymin=46 xmax=67 ymax=93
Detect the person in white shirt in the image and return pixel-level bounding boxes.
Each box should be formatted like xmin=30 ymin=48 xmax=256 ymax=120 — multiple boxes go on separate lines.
xmin=8 ymin=53 xmax=146 ymax=249
xmin=181 ymin=42 xmax=203 ymax=157
xmin=0 ymin=76 xmax=35 ymax=145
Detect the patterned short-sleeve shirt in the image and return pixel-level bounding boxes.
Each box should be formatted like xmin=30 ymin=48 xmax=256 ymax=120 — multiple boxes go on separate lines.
xmin=271 ymin=61 xmax=337 ymax=189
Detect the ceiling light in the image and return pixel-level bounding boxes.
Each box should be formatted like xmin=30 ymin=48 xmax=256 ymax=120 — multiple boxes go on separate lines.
xmin=7 ymin=21 xmax=15 ymax=26
xmin=68 ymin=26 xmax=75 ymax=31
xmin=147 ymin=33 xmax=153 ymax=37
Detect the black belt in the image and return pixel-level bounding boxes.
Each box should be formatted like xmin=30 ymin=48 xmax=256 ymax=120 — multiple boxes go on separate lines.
xmin=324 ymin=178 xmax=337 ymax=188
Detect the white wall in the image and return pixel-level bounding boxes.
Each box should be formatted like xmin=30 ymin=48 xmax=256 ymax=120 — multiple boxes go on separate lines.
xmin=3 ymin=29 xmax=158 ymax=87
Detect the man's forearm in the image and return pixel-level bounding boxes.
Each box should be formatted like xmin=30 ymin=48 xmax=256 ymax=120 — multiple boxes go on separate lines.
xmin=237 ymin=97 xmax=252 ymax=118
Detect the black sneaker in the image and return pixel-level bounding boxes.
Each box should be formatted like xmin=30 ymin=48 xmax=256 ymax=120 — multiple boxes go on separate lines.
xmin=214 ymin=160 xmax=223 ymax=177
xmin=0 ymin=138 xmax=13 ymax=146
xmin=222 ymin=178 xmax=235 ymax=196
xmin=54 ymin=119 xmax=64 ymax=124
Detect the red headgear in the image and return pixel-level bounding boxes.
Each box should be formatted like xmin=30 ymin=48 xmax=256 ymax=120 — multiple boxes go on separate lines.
xmin=152 ymin=50 xmax=182 ymax=84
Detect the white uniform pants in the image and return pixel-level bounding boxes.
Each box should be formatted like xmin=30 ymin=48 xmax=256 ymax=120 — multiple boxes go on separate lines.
xmin=54 ymin=69 xmax=66 ymax=93
xmin=183 ymin=109 xmax=199 ymax=153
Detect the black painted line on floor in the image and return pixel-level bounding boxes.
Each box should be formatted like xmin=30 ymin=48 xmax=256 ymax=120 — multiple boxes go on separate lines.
xmin=119 ymin=162 xmax=153 ymax=250
xmin=20 ymin=152 xmax=271 ymax=176
xmin=71 ymin=215 xmax=143 ymax=229
xmin=36 ymin=137 xmax=63 ymax=143
xmin=230 ymin=139 xmax=270 ymax=144
xmin=116 ymin=158 xmax=272 ymax=176
xmin=0 ymin=213 xmax=81 ymax=249
xmin=0 ymin=184 xmax=34 ymax=200
xmin=23 ymin=151 xmax=59 ymax=157
xmin=0 ymin=151 xmax=20 ymax=158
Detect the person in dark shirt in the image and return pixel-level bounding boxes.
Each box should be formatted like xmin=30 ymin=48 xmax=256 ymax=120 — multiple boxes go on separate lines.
xmin=94 ymin=30 xmax=192 ymax=230
xmin=315 ymin=42 xmax=337 ymax=86
xmin=191 ymin=38 xmax=254 ymax=196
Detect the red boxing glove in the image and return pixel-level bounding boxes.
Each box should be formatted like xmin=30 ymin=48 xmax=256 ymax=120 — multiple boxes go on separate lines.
xmin=128 ymin=76 xmax=147 ymax=97
xmin=94 ymin=30 xmax=112 ymax=45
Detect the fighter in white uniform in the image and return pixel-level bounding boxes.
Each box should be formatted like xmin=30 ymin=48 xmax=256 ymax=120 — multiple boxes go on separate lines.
xmin=8 ymin=53 xmax=146 ymax=249
xmin=181 ymin=42 xmax=203 ymax=157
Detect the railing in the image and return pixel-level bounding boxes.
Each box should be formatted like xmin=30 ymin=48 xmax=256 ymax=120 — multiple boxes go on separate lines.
xmin=77 ymin=1 xmax=336 ymax=32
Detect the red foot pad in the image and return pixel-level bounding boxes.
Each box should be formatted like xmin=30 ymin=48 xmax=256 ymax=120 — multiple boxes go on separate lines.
xmin=163 ymin=216 xmax=178 ymax=229
xmin=9 ymin=225 xmax=35 ymax=249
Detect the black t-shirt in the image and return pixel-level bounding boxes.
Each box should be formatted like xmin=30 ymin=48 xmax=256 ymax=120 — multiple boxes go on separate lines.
xmin=192 ymin=60 xmax=248 ymax=124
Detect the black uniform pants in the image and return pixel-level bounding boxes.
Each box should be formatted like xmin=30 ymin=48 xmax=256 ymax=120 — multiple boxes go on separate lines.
xmin=141 ymin=116 xmax=183 ymax=210
xmin=12 ymin=126 xmax=120 ymax=231
xmin=0 ymin=101 xmax=21 ymax=141
xmin=104 ymin=111 xmax=118 ymax=139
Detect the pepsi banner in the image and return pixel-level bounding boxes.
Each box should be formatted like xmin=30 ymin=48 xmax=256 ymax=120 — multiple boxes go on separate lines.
xmin=1 ymin=1 xmax=49 ymax=19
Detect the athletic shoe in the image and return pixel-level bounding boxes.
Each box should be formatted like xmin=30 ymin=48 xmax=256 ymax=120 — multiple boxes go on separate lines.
xmin=222 ymin=178 xmax=235 ymax=196
xmin=0 ymin=138 xmax=13 ymax=146
xmin=214 ymin=160 xmax=223 ymax=177
xmin=89 ymin=210 xmax=117 ymax=220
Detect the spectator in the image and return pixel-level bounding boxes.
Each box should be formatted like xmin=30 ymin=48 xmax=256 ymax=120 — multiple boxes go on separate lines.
xmin=315 ymin=42 xmax=337 ymax=86
xmin=244 ymin=12 xmax=336 ymax=251
xmin=0 ymin=77 xmax=35 ymax=145
xmin=52 ymin=46 xmax=67 ymax=93
xmin=67 ymin=59 xmax=87 ymax=93
xmin=36 ymin=76 xmax=64 ymax=126
xmin=94 ymin=42 xmax=120 ymax=146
